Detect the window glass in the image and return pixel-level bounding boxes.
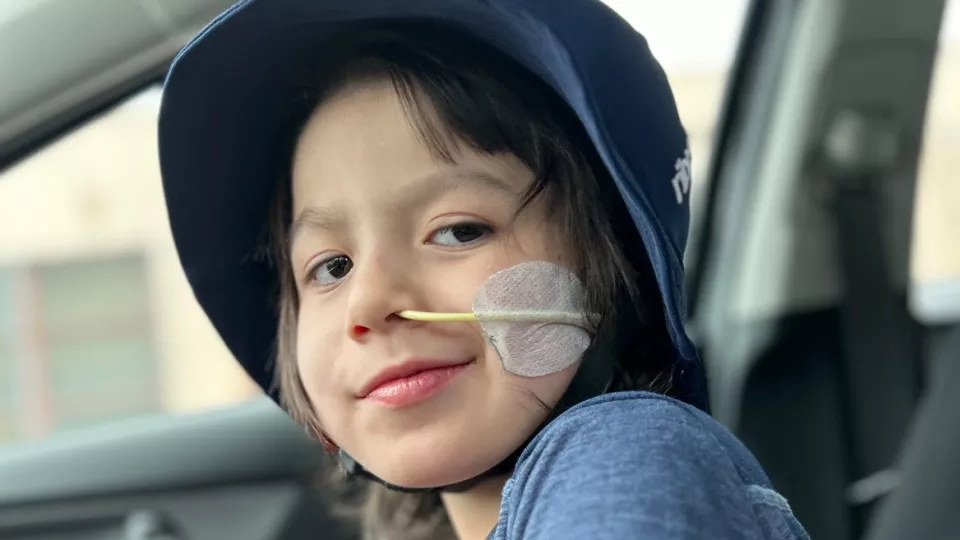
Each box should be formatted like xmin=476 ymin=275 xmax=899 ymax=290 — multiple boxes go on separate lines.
xmin=0 ymin=269 xmax=20 ymax=442
xmin=0 ymin=89 xmax=260 ymax=445
xmin=911 ymin=0 xmax=960 ymax=323
xmin=40 ymin=256 xmax=159 ymax=431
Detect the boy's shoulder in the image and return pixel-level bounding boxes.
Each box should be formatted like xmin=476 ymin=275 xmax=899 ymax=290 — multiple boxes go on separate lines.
xmin=520 ymin=390 xmax=774 ymax=495
xmin=496 ymin=392 xmax=810 ymax=539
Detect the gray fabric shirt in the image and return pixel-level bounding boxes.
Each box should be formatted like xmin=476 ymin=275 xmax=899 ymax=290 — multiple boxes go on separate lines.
xmin=489 ymin=392 xmax=809 ymax=539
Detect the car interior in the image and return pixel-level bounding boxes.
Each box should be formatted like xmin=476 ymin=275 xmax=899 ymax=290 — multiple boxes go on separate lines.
xmin=0 ymin=0 xmax=957 ymax=539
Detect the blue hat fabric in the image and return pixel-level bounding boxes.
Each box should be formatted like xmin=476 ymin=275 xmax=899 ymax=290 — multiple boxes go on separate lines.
xmin=159 ymin=0 xmax=708 ymax=412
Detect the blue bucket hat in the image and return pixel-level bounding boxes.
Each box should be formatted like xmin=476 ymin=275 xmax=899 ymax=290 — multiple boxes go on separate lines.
xmin=159 ymin=0 xmax=709 ymax=414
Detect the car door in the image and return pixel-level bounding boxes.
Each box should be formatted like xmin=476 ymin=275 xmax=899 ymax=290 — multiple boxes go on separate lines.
xmin=0 ymin=400 xmax=354 ymax=539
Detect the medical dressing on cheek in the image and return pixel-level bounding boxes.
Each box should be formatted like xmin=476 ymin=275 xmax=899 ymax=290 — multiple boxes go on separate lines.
xmin=399 ymin=261 xmax=593 ymax=377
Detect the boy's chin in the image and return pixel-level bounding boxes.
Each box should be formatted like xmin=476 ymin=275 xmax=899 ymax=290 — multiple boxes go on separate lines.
xmin=361 ymin=446 xmax=510 ymax=490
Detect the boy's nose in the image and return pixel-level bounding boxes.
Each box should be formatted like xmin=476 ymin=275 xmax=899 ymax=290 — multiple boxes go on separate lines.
xmin=344 ymin=254 xmax=422 ymax=340
xmin=351 ymin=324 xmax=370 ymax=339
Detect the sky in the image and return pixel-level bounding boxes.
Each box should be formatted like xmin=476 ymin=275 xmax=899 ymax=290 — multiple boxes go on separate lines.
xmin=602 ymin=0 xmax=960 ymax=70
xmin=600 ymin=0 xmax=750 ymax=70
xmin=944 ymin=0 xmax=960 ymax=43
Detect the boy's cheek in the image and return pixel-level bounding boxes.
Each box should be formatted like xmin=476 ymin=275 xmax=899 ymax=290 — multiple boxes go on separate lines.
xmin=294 ymin=345 xmax=350 ymax=445
xmin=295 ymin=316 xmax=345 ymax=399
xmin=492 ymin=356 xmax=582 ymax=407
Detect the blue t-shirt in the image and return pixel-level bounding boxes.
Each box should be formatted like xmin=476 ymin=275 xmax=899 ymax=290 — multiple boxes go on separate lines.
xmin=490 ymin=391 xmax=809 ymax=539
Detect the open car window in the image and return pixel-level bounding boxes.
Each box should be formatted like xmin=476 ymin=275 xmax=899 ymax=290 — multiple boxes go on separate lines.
xmin=0 ymin=88 xmax=260 ymax=445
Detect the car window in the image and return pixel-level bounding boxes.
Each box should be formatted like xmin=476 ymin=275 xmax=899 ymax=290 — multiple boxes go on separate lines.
xmin=0 ymin=0 xmax=750 ymax=446
xmin=602 ymin=0 xmax=749 ymax=217
xmin=0 ymin=89 xmax=260 ymax=445
xmin=911 ymin=0 xmax=960 ymax=323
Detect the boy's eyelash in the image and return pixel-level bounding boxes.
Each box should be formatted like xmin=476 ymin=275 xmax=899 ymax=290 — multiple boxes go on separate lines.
xmin=436 ymin=221 xmax=492 ymax=232
xmin=429 ymin=221 xmax=495 ymax=243
xmin=304 ymin=254 xmax=345 ymax=285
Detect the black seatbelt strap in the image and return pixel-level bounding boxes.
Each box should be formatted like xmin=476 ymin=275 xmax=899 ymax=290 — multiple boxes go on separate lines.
xmin=822 ymin=110 xmax=923 ymax=534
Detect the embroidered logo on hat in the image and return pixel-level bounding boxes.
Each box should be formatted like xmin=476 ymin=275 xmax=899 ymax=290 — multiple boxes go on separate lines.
xmin=671 ymin=147 xmax=692 ymax=205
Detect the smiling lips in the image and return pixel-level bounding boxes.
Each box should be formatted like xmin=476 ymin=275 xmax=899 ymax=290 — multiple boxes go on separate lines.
xmin=360 ymin=359 xmax=472 ymax=408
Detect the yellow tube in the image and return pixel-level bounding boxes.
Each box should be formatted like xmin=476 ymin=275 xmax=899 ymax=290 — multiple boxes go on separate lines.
xmin=398 ymin=310 xmax=592 ymax=327
xmin=397 ymin=310 xmax=478 ymax=322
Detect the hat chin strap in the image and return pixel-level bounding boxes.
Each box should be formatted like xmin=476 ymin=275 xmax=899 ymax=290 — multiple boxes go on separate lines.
xmin=337 ymin=336 xmax=618 ymax=493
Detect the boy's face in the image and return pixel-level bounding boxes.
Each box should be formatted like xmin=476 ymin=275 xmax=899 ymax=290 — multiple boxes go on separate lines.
xmin=289 ymin=81 xmax=579 ymax=488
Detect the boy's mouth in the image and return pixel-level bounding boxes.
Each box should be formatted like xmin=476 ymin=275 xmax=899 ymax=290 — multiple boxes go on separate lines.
xmin=358 ymin=358 xmax=474 ymax=408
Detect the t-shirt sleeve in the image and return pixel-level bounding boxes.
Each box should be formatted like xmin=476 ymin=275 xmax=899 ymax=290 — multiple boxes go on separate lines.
xmin=493 ymin=393 xmax=809 ymax=540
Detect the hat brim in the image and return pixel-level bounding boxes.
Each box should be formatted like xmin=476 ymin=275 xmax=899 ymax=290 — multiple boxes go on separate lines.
xmin=159 ymin=0 xmax=708 ymax=411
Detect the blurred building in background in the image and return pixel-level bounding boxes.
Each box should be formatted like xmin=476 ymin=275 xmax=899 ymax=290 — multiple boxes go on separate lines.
xmin=0 ymin=1 xmax=957 ymax=445
xmin=0 ymin=90 xmax=259 ymax=443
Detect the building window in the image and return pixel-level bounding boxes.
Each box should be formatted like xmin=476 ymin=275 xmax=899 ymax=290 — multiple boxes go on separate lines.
xmin=0 ymin=269 xmax=21 ymax=442
xmin=0 ymin=255 xmax=160 ymax=442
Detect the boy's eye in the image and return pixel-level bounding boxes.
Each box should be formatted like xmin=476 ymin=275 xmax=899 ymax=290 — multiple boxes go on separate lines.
xmin=308 ymin=255 xmax=353 ymax=286
xmin=430 ymin=223 xmax=492 ymax=247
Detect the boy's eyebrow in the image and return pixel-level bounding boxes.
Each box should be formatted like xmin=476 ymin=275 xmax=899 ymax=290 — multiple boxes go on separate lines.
xmin=288 ymin=169 xmax=518 ymax=245
xmin=289 ymin=206 xmax=348 ymax=245
xmin=380 ymin=169 xmax=521 ymax=221
xmin=412 ymin=169 xmax=519 ymax=201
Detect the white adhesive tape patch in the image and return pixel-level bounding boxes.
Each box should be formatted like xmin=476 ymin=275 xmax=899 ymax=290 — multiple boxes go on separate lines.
xmin=473 ymin=261 xmax=592 ymax=377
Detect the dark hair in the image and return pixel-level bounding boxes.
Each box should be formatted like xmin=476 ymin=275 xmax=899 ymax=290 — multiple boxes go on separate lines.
xmin=265 ymin=21 xmax=677 ymax=539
